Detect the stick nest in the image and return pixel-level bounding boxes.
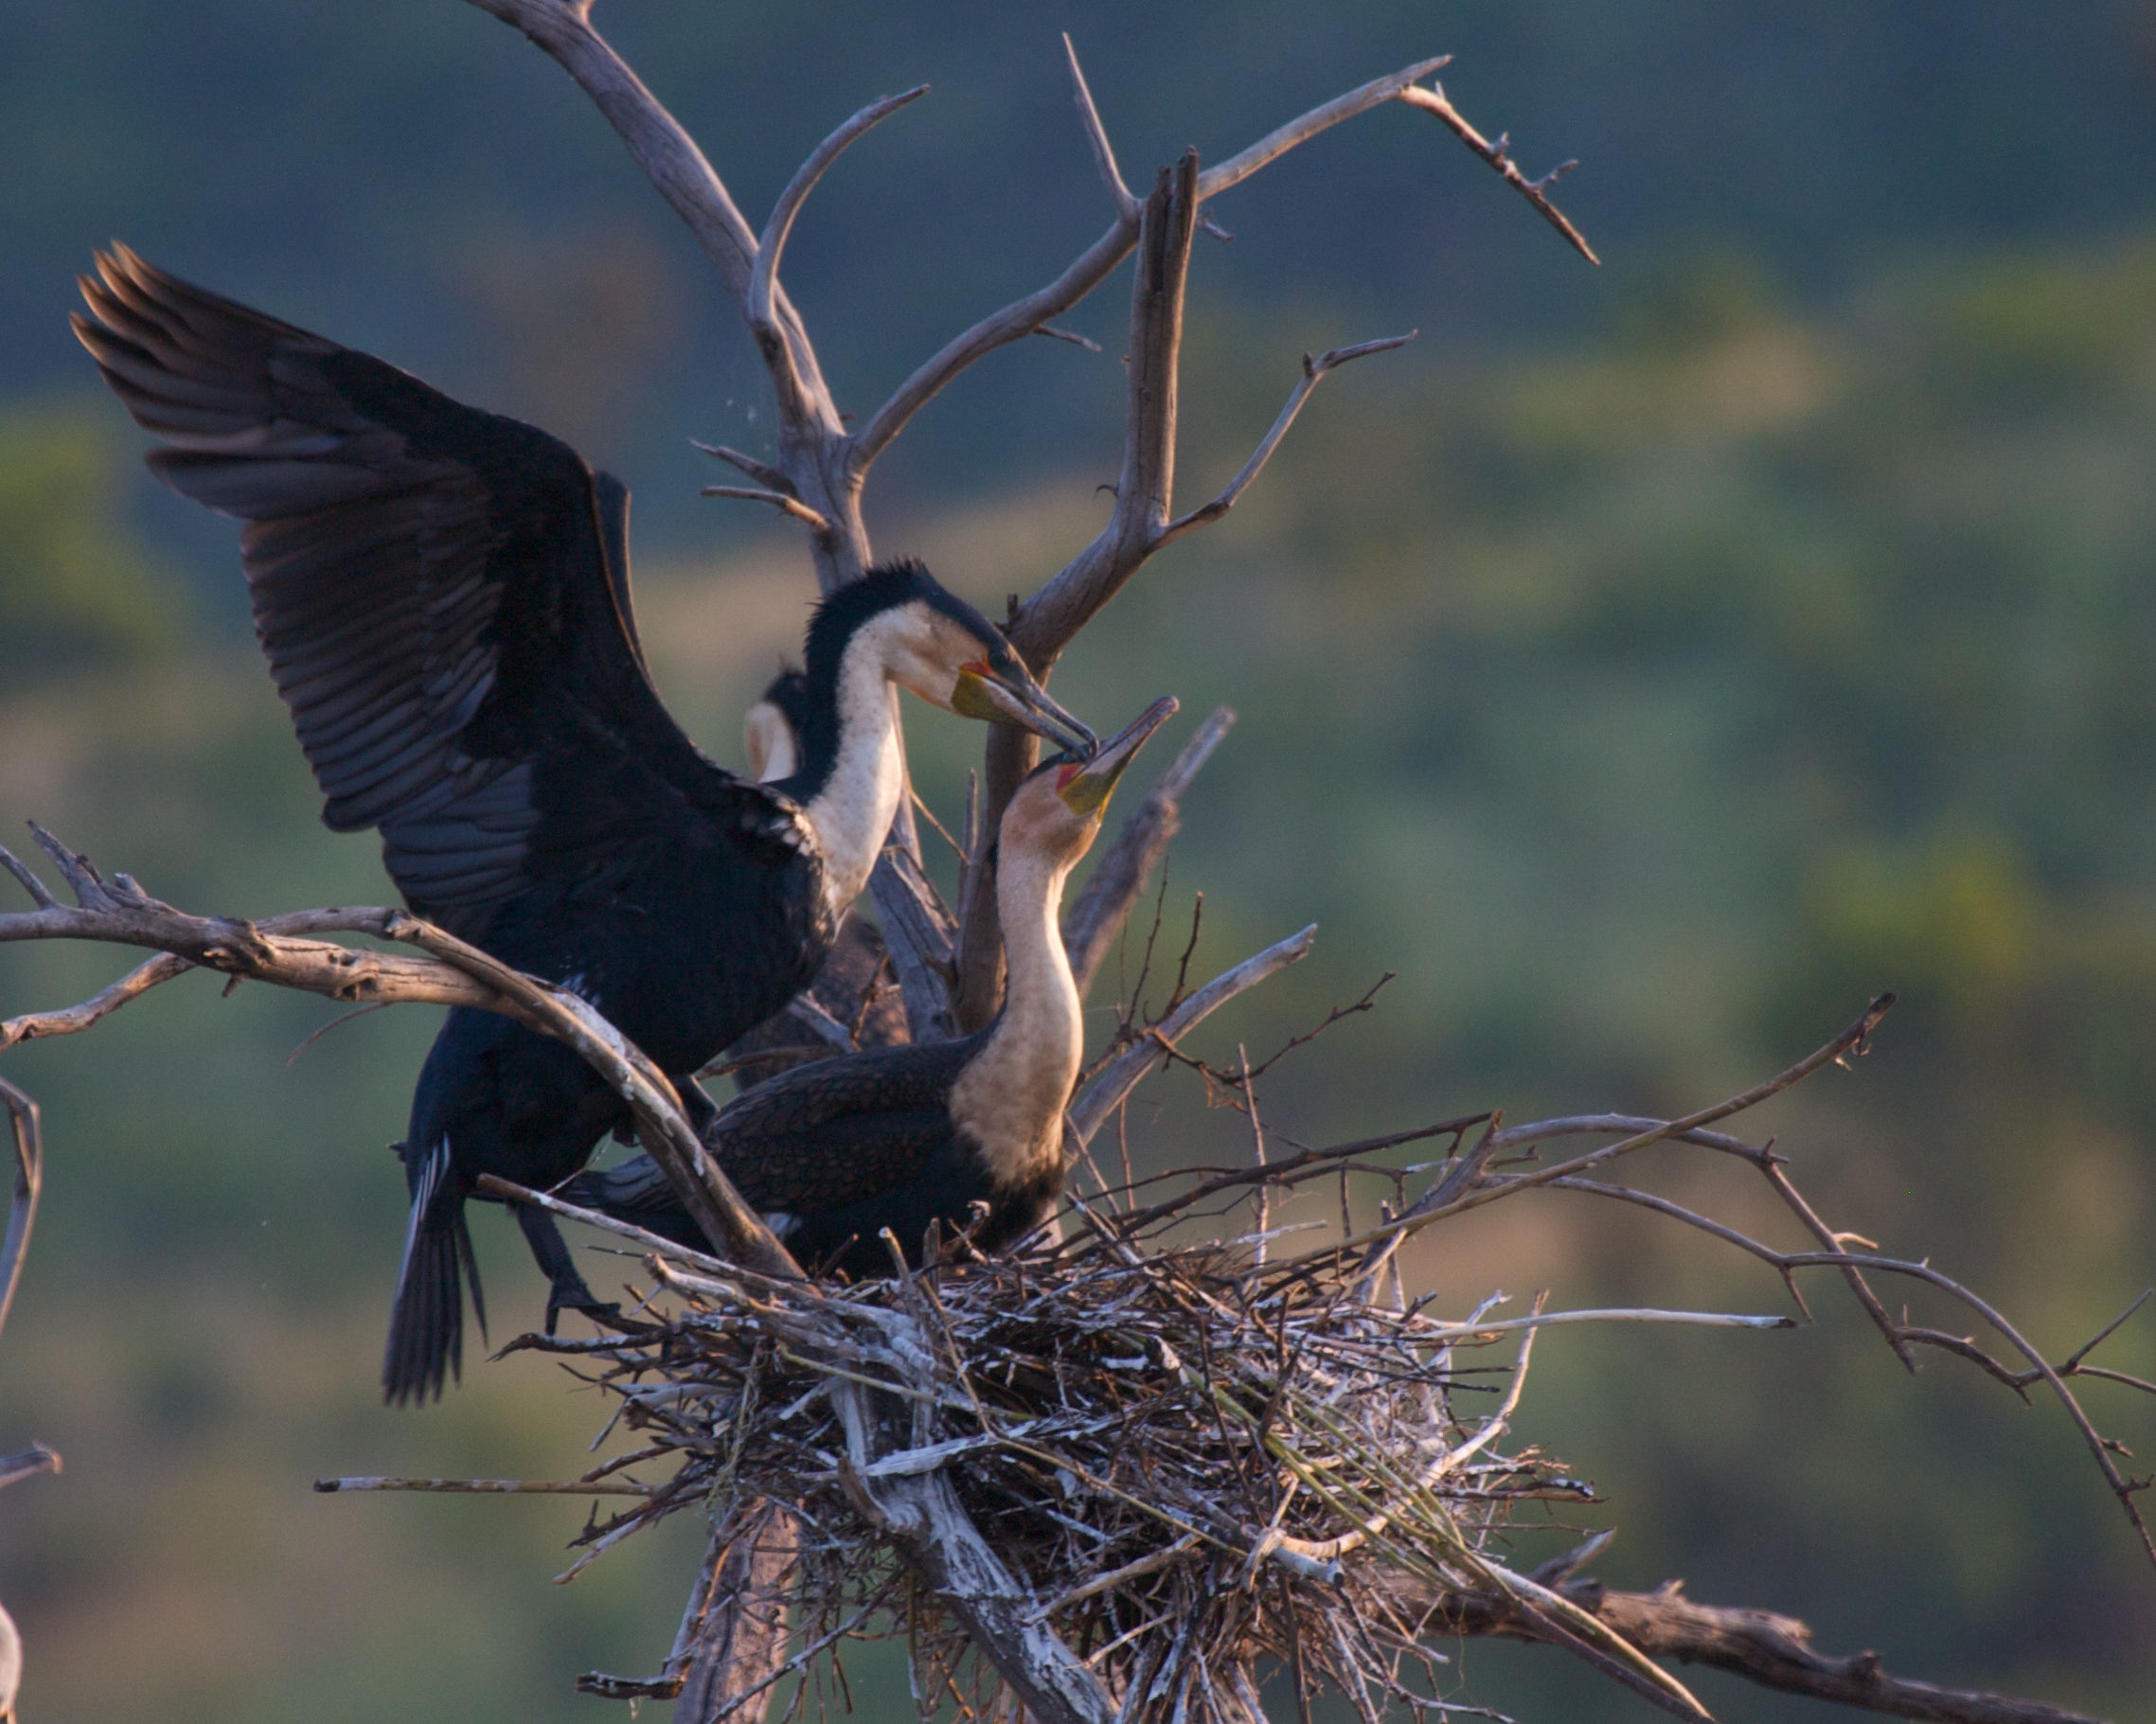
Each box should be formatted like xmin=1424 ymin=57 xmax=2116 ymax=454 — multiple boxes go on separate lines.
xmin=531 ymin=1200 xmax=1585 ymax=1724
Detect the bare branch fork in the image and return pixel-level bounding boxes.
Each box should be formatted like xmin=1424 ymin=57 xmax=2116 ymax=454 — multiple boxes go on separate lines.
xmin=465 ymin=0 xmax=1595 ymax=1037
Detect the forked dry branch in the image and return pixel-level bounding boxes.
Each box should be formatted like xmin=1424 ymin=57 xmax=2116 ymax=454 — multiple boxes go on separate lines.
xmin=3 ymin=832 xmax=2142 ymax=1724
xmin=468 ymin=0 xmax=1595 ymax=1038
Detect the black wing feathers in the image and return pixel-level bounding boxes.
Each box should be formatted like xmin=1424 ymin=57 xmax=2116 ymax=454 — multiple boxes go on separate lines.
xmin=74 ymin=245 xmax=794 ymax=932
xmin=570 ymin=1038 xmax=987 ymax=1227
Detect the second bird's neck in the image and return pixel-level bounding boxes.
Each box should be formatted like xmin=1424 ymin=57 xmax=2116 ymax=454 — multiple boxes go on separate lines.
xmin=949 ymin=844 xmax=1083 ymax=1191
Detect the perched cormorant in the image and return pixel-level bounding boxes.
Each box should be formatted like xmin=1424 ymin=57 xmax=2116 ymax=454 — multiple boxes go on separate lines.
xmin=565 ymin=696 xmax=1178 ymax=1277
xmin=72 ymin=246 xmax=1095 ymax=1401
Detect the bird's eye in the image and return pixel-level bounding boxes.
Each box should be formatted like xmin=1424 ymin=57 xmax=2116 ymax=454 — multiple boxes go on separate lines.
xmin=1056 ymin=762 xmax=1082 ymax=791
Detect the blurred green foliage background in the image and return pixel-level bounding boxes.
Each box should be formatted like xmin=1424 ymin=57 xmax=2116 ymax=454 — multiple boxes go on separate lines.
xmin=3 ymin=4 xmax=2156 ymax=1720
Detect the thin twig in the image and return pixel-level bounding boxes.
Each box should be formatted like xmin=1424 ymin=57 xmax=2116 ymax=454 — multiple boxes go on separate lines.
xmin=691 ymin=439 xmax=793 ymax=493
xmin=702 ymin=486 xmax=834 ymax=534
xmin=1238 ymin=1047 xmax=1270 ymax=1268
xmin=0 ymin=1077 xmax=45 ymax=1343
xmin=1061 ymin=34 xmax=1137 ymax=216
xmin=1283 ymin=994 xmax=1897 ymax=1270
xmin=1157 ymin=336 xmax=1417 ymax=548
xmin=1396 ymin=82 xmax=1600 ymax=264
xmin=1067 ymin=926 xmax=1317 ymax=1144
xmin=1 ymin=951 xmax=191 ymax=1051
xmin=314 ymin=1475 xmax=651 ymax=1495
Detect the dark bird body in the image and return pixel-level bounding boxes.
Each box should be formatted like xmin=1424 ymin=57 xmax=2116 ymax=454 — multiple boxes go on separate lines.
xmin=73 ymin=246 xmax=1092 ymax=1400
xmin=569 ymin=698 xmax=1178 ymax=1278
xmin=572 ymin=1031 xmax=1042 ymax=1277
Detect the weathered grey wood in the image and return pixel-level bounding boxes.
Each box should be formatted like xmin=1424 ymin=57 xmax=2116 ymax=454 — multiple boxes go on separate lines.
xmin=0 ymin=828 xmax=796 ymax=1279
xmin=1412 ymin=1572 xmax=2111 ymax=1724
xmin=674 ymin=1504 xmax=800 ymax=1724
xmin=832 ymin=1382 xmax=1113 ymax=1724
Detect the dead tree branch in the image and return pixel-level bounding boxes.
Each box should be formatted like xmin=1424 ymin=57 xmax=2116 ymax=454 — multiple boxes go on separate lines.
xmin=463 ymin=2 xmax=1594 ymax=1050
xmin=0 ymin=826 xmax=792 ymax=1279
xmin=749 ymin=86 xmax=930 ymax=349
xmin=0 ymin=1078 xmax=45 ymax=1344
xmin=1469 ymin=1129 xmax=2156 ymax=1567
xmin=1061 ymin=704 xmax=1236 ymax=997
xmin=0 ymin=951 xmax=191 ymax=1051
xmin=1061 ymin=977 xmax=2153 ymax=1582
xmin=1060 ymin=31 xmax=1138 ymax=217
xmin=466 ymin=0 xmax=849 ymax=524
xmin=1396 ymin=81 xmax=1600 ymax=265
xmin=1419 ymin=1573 xmax=2110 ymax=1724
xmin=1066 ymin=924 xmax=1317 ymax=1144
xmin=579 ymin=1503 xmax=801 ymax=1712
xmin=0 ymin=1447 xmax=59 ymax=1496
xmin=1157 ymin=336 xmax=1418 ymax=549
xmin=850 ymin=51 xmax=1541 ymax=476
xmin=949 ymin=63 xmax=1571 ymax=1022
xmin=697 ymin=484 xmax=832 ymax=534
xmin=1294 ymin=992 xmax=1899 ymax=1263
xmin=2 ymin=830 xmax=1122 ymax=1723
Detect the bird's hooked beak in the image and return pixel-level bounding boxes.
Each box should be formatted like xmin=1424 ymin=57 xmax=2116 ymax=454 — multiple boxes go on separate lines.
xmin=1057 ymin=696 xmax=1179 ymax=817
xmin=953 ymin=658 xmax=1096 ymax=755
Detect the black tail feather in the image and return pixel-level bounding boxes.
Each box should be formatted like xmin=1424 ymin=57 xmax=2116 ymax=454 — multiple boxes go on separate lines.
xmin=456 ymin=1200 xmax=486 ymax=1345
xmin=383 ymin=1139 xmax=484 ymax=1406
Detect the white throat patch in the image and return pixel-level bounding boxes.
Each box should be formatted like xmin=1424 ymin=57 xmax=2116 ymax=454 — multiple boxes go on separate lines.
xmin=798 ymin=612 xmax=912 ymax=919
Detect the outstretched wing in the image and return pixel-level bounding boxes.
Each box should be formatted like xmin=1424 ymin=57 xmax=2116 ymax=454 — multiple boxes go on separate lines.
xmin=73 ymin=244 xmax=784 ymax=933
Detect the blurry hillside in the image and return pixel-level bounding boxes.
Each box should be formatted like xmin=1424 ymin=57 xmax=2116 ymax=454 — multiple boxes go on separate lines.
xmin=4 ymin=5 xmax=2156 ymax=1721
xmin=5 ymin=241 xmax=2156 ymax=1720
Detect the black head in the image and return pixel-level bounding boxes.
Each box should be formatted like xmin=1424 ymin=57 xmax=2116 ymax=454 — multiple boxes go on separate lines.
xmin=799 ymin=560 xmax=1094 ymax=754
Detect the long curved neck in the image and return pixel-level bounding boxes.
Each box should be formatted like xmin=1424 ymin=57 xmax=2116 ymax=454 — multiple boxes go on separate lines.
xmin=949 ymin=843 xmax=1083 ymax=1191
xmin=783 ymin=618 xmax=908 ymax=919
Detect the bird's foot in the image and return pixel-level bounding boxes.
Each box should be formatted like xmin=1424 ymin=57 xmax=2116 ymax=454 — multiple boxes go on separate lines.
xmin=543 ymin=1284 xmax=622 ymax=1337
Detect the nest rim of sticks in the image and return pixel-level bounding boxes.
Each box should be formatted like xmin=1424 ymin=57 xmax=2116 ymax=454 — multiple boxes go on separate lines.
xmin=470 ymin=1136 xmax=1763 ymax=1724
xmin=365 ymin=988 xmax=2156 ymax=1724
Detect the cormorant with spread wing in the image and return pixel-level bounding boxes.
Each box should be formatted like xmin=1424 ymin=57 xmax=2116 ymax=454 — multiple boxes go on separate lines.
xmin=72 ymin=246 xmax=1094 ymax=1400
xmin=566 ymin=696 xmax=1178 ymax=1275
